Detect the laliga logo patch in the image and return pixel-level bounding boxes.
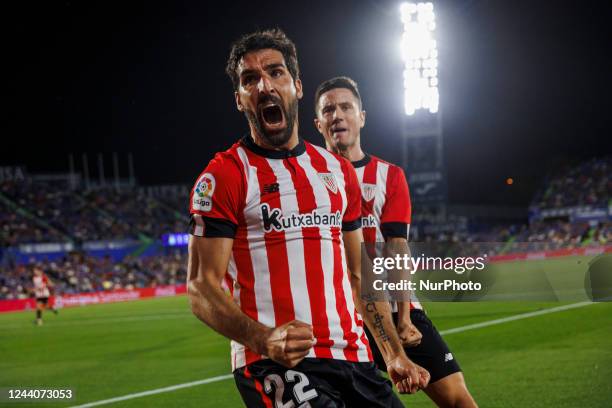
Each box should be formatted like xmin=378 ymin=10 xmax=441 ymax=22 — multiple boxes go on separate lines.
xmin=361 ymin=183 xmax=376 ymax=202
xmin=193 ymin=173 xmax=215 ymax=212
xmin=318 ymin=172 xmax=338 ymax=194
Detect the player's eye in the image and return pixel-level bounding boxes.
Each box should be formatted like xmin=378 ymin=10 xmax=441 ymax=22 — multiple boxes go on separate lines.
xmin=242 ymin=75 xmax=257 ymax=85
xmin=271 ymin=69 xmax=283 ymax=78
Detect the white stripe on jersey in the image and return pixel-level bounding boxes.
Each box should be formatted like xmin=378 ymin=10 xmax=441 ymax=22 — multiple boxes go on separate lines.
xmin=354 ymin=166 xmax=365 ymax=183
xmin=374 ymin=161 xmax=389 ymax=242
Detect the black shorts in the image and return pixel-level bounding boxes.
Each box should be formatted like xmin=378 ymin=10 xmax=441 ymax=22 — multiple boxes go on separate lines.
xmin=365 ymin=309 xmax=461 ymax=384
xmin=234 ymin=357 xmax=403 ymax=407
xmin=36 ymin=297 xmax=49 ymax=305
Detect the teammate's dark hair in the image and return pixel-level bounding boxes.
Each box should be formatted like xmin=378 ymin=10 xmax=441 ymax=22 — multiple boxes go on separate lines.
xmin=314 ymin=76 xmax=363 ymax=113
xmin=226 ymin=28 xmax=300 ymax=90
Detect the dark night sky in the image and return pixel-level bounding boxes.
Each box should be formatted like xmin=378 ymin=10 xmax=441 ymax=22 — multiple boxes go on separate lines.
xmin=3 ymin=0 xmax=611 ymax=206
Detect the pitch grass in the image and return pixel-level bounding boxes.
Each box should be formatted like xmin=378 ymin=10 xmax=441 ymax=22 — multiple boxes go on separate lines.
xmin=1 ymin=263 xmax=611 ymax=407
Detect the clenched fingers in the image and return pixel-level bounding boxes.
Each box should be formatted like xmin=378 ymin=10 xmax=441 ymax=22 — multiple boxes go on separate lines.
xmin=285 ymin=339 xmax=316 ymax=353
xmin=286 ymin=326 xmax=315 ymax=341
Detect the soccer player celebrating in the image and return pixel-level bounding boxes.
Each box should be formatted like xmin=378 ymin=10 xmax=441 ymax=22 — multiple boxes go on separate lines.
xmin=32 ymin=266 xmax=57 ymax=326
xmin=314 ymin=76 xmax=478 ymax=407
xmin=187 ymin=29 xmax=429 ymax=406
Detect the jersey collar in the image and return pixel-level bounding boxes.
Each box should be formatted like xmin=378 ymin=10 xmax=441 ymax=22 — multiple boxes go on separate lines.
xmin=351 ymin=153 xmax=371 ymax=168
xmin=241 ymin=134 xmax=306 ymax=159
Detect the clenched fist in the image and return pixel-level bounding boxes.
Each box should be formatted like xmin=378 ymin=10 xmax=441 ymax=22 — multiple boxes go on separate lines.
xmin=387 ymin=354 xmax=430 ymax=394
xmin=260 ymin=320 xmax=316 ymax=368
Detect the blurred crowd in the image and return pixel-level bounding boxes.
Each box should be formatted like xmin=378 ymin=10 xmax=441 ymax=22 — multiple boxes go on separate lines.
xmin=532 ymin=157 xmax=611 ymax=210
xmin=0 ymin=251 xmax=187 ymax=300
xmin=0 ymin=179 xmax=187 ymax=246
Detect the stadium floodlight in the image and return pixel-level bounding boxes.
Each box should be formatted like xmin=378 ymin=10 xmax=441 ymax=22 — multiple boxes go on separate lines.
xmin=400 ymin=2 xmax=439 ymax=115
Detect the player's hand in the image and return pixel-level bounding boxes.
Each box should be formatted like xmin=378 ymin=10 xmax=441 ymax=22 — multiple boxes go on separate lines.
xmin=262 ymin=320 xmax=315 ymax=368
xmin=397 ymin=319 xmax=422 ymax=347
xmin=386 ymin=354 xmax=430 ymax=394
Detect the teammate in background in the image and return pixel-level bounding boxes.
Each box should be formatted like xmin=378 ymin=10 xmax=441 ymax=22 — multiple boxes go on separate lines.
xmin=315 ymin=76 xmax=478 ymax=407
xmin=32 ymin=266 xmax=57 ymax=326
xmin=187 ymin=29 xmax=429 ymax=406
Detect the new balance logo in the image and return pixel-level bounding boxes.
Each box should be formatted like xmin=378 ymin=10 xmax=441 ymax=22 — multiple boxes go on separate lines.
xmin=262 ymin=183 xmax=280 ymax=194
xmin=444 ymin=353 xmax=454 ymax=362
xmin=260 ymin=203 xmax=342 ymax=232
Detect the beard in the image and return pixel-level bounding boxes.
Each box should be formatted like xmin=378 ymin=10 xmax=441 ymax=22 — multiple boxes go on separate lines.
xmin=245 ymin=95 xmax=298 ymax=148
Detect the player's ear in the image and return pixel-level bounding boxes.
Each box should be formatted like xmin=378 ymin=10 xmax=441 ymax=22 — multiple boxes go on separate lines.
xmin=295 ymin=78 xmax=303 ymax=99
xmin=314 ymin=116 xmax=322 ymax=134
xmin=359 ymin=109 xmax=366 ymax=128
xmin=235 ymin=91 xmax=243 ymax=112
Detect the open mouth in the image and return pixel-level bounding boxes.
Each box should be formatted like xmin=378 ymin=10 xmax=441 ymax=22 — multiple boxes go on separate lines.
xmin=260 ymin=103 xmax=284 ymax=127
xmin=331 ymin=127 xmax=348 ymax=138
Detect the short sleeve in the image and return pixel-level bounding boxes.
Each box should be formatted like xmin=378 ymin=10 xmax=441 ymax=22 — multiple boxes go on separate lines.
xmin=380 ymin=166 xmax=411 ymax=239
xmin=341 ymin=159 xmax=362 ymax=231
xmin=188 ymin=153 xmax=244 ymax=238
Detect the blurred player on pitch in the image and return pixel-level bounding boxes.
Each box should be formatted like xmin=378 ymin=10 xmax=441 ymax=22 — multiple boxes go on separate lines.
xmin=315 ymin=76 xmax=478 ymax=407
xmin=187 ymin=29 xmax=429 ymax=406
xmin=32 ymin=266 xmax=58 ymax=325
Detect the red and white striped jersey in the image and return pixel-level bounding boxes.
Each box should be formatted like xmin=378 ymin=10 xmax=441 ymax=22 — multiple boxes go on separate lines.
xmin=352 ymin=153 xmax=422 ymax=310
xmin=33 ymin=274 xmax=50 ymax=298
xmin=189 ymin=136 xmax=372 ymax=370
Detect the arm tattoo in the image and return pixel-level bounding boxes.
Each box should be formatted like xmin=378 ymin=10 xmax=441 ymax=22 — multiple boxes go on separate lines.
xmin=365 ymin=301 xmax=390 ymax=342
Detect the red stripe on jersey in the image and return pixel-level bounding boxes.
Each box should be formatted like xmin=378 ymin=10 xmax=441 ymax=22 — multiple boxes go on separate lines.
xmin=244 ymin=150 xmax=296 ymax=327
xmin=361 ymin=159 xmax=378 ymax=243
xmin=244 ymin=366 xmax=273 ymax=408
xmin=283 ymin=157 xmax=333 ymax=359
xmin=305 ymin=144 xmax=359 ymax=362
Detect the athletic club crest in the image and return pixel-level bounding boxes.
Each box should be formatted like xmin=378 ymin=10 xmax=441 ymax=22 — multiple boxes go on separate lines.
xmin=361 ymin=183 xmax=376 ymax=202
xmin=318 ymin=173 xmax=338 ymax=194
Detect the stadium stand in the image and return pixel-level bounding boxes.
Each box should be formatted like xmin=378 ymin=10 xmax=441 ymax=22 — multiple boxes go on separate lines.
xmin=531 ymin=157 xmax=610 ymax=210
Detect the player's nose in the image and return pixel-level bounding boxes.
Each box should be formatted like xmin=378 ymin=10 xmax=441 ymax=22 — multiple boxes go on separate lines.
xmin=332 ymin=113 xmax=344 ymax=124
xmin=257 ymin=75 xmax=274 ymax=94
xmin=332 ymin=106 xmax=344 ymax=120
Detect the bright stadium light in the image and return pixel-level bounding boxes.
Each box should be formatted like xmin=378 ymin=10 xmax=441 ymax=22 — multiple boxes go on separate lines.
xmin=400 ymin=2 xmax=439 ymax=115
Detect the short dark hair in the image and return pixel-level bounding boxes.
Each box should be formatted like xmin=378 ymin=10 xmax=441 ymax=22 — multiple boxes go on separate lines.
xmin=314 ymin=76 xmax=363 ymax=113
xmin=225 ymin=28 xmax=300 ymax=90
